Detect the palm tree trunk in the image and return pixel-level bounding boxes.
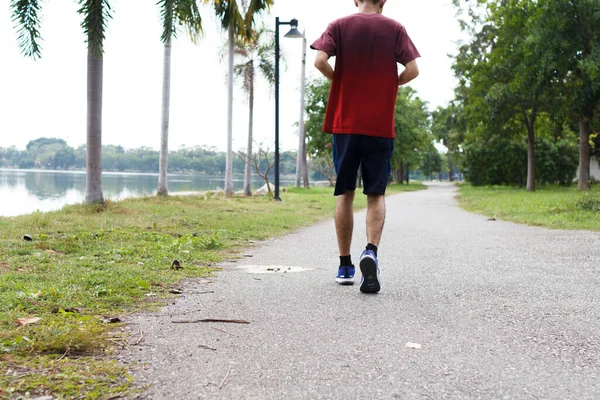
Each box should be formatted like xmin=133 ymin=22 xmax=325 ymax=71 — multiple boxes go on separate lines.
xmin=243 ymin=66 xmax=254 ymax=196
xmin=225 ymin=23 xmax=235 ymax=195
xmin=296 ymin=34 xmax=307 ymax=188
xmin=158 ymin=37 xmax=172 ymax=196
xmin=85 ymin=46 xmax=104 ymax=204
xmin=578 ymin=114 xmax=591 ymax=190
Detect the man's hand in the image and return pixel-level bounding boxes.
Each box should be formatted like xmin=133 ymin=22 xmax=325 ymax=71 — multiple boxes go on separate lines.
xmin=398 ymin=59 xmax=419 ymax=86
xmin=314 ymin=50 xmax=334 ymax=80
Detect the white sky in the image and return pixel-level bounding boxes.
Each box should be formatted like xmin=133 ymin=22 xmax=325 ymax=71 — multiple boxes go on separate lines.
xmin=0 ymin=0 xmax=461 ymax=152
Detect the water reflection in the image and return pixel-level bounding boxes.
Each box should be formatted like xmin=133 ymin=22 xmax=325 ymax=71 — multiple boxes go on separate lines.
xmin=0 ymin=169 xmax=284 ymax=217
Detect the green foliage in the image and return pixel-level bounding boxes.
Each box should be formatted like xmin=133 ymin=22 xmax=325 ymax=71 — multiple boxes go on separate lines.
xmin=158 ymin=0 xmax=204 ymax=44
xmin=451 ymin=0 xmax=600 ymax=190
xmin=305 ymin=78 xmax=332 ymax=158
xmin=10 ymin=0 xmax=43 ymax=59
xmin=77 ymin=0 xmax=112 ymax=57
xmin=392 ymin=87 xmax=431 ymax=170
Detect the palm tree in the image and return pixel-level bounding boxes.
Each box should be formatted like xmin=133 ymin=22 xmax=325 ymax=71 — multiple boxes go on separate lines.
xmin=232 ymin=27 xmax=275 ymax=196
xmin=213 ymin=0 xmax=273 ymax=195
xmin=11 ymin=0 xmax=112 ymax=204
xmin=157 ymin=0 xmax=203 ymax=196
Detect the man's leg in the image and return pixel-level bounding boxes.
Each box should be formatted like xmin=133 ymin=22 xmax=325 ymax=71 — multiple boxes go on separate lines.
xmin=366 ymin=193 xmax=386 ymax=247
xmin=335 ymin=190 xmax=356 ymax=257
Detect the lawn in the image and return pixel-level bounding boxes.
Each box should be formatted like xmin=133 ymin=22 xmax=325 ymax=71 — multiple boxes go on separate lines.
xmin=0 ymin=182 xmax=425 ymax=398
xmin=457 ymin=184 xmax=600 ymax=231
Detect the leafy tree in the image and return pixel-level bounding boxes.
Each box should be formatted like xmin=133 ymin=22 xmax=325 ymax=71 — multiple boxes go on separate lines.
xmin=305 ymin=78 xmax=332 ymax=158
xmin=391 ymin=87 xmax=431 ymax=183
xmin=431 ymin=103 xmax=466 ymax=181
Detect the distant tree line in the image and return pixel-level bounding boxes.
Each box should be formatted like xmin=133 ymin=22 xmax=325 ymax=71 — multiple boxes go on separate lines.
xmin=0 ymin=137 xmax=300 ymax=177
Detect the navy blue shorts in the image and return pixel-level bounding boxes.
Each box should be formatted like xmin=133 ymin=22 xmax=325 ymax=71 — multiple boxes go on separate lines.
xmin=332 ymin=134 xmax=394 ymax=196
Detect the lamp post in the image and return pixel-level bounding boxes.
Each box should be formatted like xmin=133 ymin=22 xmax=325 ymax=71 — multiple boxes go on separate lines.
xmin=275 ymin=17 xmax=303 ymax=201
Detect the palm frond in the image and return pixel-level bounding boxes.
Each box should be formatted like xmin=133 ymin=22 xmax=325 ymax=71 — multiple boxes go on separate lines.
xmin=243 ymin=0 xmax=273 ymax=37
xmin=213 ymin=0 xmax=245 ymax=37
xmin=77 ymin=0 xmax=112 ymax=57
xmin=175 ymin=0 xmax=204 ymax=43
xmin=157 ymin=0 xmax=175 ymax=43
xmin=10 ymin=0 xmax=43 ymax=59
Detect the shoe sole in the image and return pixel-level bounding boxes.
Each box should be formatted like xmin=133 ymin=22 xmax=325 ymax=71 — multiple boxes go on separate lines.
xmin=336 ymin=278 xmax=355 ymax=285
xmin=359 ymin=256 xmax=380 ymax=293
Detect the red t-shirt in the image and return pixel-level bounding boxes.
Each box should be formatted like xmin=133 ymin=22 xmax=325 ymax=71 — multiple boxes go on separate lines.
xmin=311 ymin=13 xmax=421 ymax=139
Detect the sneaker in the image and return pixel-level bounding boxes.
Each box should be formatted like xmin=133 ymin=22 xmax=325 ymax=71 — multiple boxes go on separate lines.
xmin=336 ymin=265 xmax=355 ymax=285
xmin=359 ymin=250 xmax=380 ymax=293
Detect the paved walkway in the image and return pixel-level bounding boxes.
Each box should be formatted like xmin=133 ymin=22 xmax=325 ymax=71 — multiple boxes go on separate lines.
xmin=120 ymin=183 xmax=600 ymax=399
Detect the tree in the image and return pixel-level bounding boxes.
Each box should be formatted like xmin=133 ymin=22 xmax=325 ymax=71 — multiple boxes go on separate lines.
xmin=535 ymin=0 xmax=600 ymax=190
xmin=213 ymin=0 xmax=273 ymax=196
xmin=11 ymin=0 xmax=113 ymax=204
xmin=304 ymin=78 xmax=332 ymax=158
xmin=157 ymin=0 xmax=204 ymax=196
xmin=231 ymin=26 xmax=275 ymax=196
xmin=431 ymin=103 xmax=466 ymax=181
xmin=391 ymin=87 xmax=431 ymax=183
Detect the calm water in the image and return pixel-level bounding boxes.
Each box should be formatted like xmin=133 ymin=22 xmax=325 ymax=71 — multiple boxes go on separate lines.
xmin=0 ymin=169 xmax=285 ymax=217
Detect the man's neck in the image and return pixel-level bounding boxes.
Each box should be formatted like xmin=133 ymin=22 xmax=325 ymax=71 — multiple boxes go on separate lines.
xmin=358 ymin=3 xmax=382 ymax=14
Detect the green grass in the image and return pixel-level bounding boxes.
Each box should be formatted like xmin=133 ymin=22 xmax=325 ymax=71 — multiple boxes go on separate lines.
xmin=457 ymin=184 xmax=600 ymax=231
xmin=0 ymin=182 xmax=425 ymax=398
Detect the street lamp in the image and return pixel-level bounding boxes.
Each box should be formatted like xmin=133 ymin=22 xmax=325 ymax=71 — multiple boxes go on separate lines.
xmin=275 ymin=17 xmax=303 ymax=201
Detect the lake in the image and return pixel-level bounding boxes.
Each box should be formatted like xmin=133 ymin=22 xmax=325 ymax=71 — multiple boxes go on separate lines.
xmin=0 ymin=169 xmax=290 ymax=217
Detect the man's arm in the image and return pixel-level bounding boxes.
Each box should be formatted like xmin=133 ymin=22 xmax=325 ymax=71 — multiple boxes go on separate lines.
xmin=398 ymin=59 xmax=419 ymax=86
xmin=314 ymin=50 xmax=334 ymax=80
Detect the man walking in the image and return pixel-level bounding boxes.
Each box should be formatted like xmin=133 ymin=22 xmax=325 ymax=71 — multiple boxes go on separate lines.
xmin=311 ymin=0 xmax=420 ymax=293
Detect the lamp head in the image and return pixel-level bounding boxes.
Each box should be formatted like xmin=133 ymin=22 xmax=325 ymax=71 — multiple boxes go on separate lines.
xmin=284 ymin=19 xmax=304 ymax=38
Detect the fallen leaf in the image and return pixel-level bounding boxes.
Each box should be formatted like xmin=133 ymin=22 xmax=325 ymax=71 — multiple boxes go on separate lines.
xmin=406 ymin=342 xmax=422 ymax=349
xmin=198 ymin=344 xmax=217 ymax=351
xmin=487 ymin=218 xmax=497 ymax=221
xmin=16 ymin=317 xmax=41 ymax=326
xmin=44 ymin=250 xmax=58 ymax=255
xmin=169 ymin=289 xmax=184 ymax=294
xmin=23 ymin=234 xmax=33 ymax=241
xmin=102 ymin=317 xmax=122 ymax=324
xmin=32 ymin=290 xmax=43 ymax=298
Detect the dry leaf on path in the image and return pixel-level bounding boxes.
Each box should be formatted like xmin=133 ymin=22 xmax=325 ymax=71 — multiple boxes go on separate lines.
xmin=406 ymin=342 xmax=422 ymax=349
xmin=16 ymin=317 xmax=41 ymax=326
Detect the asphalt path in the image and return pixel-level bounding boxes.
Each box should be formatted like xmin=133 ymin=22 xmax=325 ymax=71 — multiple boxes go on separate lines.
xmin=120 ymin=183 xmax=600 ymax=399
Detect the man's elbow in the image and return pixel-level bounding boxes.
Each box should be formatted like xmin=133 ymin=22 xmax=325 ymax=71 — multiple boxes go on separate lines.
xmin=314 ymin=59 xmax=327 ymax=70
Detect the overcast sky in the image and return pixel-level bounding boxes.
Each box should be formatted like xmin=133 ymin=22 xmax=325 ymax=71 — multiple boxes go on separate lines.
xmin=0 ymin=0 xmax=462 ymax=153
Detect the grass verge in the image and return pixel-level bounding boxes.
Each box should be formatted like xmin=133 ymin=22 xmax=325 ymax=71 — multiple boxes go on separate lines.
xmin=457 ymin=184 xmax=600 ymax=231
xmin=0 ymin=182 xmax=425 ymax=398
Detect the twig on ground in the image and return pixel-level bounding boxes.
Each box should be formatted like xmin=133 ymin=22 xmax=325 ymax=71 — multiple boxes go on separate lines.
xmin=211 ymin=327 xmax=239 ymax=337
xmin=134 ymin=329 xmax=144 ymax=346
xmin=220 ymin=368 xmax=232 ymax=389
xmin=57 ymin=341 xmax=71 ymax=361
xmin=172 ymin=318 xmax=250 ymax=324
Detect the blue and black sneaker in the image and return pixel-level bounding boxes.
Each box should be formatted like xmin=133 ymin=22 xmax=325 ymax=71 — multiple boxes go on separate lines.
xmin=359 ymin=250 xmax=380 ymax=293
xmin=336 ymin=265 xmax=355 ymax=285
